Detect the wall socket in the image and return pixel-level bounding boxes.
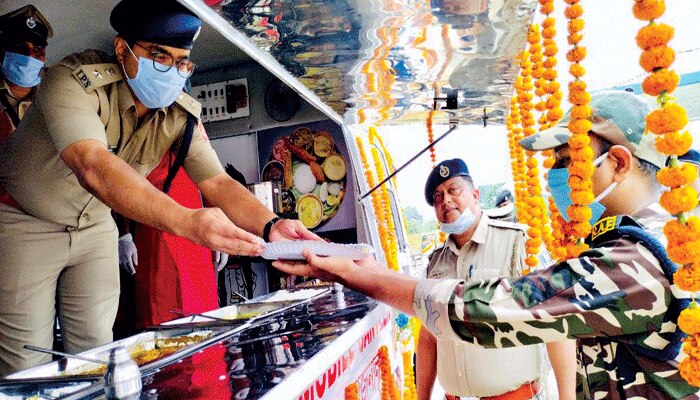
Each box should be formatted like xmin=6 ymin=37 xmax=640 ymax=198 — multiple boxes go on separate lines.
xmin=191 ymin=78 xmax=250 ymax=123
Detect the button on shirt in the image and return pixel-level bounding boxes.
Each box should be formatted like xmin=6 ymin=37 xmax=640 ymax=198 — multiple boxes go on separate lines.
xmin=0 ymin=50 xmax=224 ymax=228
xmin=426 ymin=215 xmax=545 ymax=397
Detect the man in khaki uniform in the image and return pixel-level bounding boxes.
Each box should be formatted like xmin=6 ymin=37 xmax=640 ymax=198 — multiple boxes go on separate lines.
xmin=417 ymin=159 xmax=574 ymax=400
xmin=0 ymin=4 xmax=52 ymax=142
xmin=0 ymin=0 xmax=316 ymax=377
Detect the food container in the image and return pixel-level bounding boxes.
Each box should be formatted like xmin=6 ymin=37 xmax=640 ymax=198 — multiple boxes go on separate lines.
xmin=163 ymin=287 xmax=330 ymax=325
xmin=7 ymin=328 xmax=221 ymax=380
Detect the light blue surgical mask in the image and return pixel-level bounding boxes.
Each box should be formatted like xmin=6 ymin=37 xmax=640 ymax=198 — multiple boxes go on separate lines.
xmin=123 ymin=45 xmax=187 ymax=109
xmin=2 ymin=52 xmax=44 ymax=88
xmin=548 ymin=152 xmax=619 ymax=226
xmin=440 ymin=207 xmax=477 ymax=235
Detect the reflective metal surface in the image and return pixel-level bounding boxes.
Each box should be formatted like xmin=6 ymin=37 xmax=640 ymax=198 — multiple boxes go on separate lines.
xmin=139 ymin=289 xmax=376 ymax=399
xmin=193 ymin=0 xmax=537 ymax=126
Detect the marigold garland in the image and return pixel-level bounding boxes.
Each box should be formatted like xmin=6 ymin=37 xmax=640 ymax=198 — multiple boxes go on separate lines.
xmin=357 ymin=135 xmax=395 ymax=272
xmin=345 ymin=382 xmax=360 ymax=400
xmin=402 ymin=350 xmax=417 ymax=400
xmin=558 ymin=0 xmax=594 ymax=259
xmin=634 ymin=0 xmax=700 ymax=387
xmin=378 ymin=346 xmax=400 ymax=400
xmin=426 ymin=109 xmax=446 ymax=243
xmin=534 ymin=0 xmax=566 ymax=260
xmin=369 ymin=129 xmax=400 ymax=272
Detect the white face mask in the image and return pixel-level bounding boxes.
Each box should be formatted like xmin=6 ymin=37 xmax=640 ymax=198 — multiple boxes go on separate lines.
xmin=440 ymin=207 xmax=476 ymax=235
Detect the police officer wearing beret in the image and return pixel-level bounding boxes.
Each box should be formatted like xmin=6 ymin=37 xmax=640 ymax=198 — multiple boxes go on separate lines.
xmin=0 ymin=0 xmax=318 ymax=376
xmin=416 ymin=159 xmax=572 ymax=400
xmin=0 ymin=4 xmax=52 ymax=142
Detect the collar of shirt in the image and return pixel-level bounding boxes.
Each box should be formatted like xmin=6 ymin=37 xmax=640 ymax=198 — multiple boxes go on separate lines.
xmin=116 ymin=79 xmax=170 ymax=119
xmin=0 ymin=76 xmax=36 ymax=103
xmin=445 ymin=213 xmax=489 ymax=255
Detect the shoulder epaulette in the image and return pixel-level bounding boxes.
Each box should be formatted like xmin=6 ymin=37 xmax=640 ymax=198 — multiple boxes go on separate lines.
xmin=174 ymin=92 xmax=202 ymax=118
xmin=72 ymin=63 xmax=123 ymax=92
xmin=487 ymin=218 xmax=527 ymax=232
xmin=587 ymin=215 xmax=642 ymax=247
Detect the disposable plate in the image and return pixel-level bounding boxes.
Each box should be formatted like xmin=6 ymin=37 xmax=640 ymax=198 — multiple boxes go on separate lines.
xmin=262 ymin=241 xmax=374 ymax=260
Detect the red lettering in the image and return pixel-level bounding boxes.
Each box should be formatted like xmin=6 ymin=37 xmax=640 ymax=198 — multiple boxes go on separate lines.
xmin=315 ymin=371 xmax=327 ymax=398
xmin=327 ymin=360 xmax=338 ymax=388
xmin=298 ymin=387 xmax=314 ymax=400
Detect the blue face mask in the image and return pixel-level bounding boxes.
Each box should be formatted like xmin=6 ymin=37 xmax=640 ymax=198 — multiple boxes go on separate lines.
xmin=123 ymin=46 xmax=187 ymax=109
xmin=548 ymin=152 xmax=619 ymax=226
xmin=2 ymin=52 xmax=44 ymax=88
xmin=440 ymin=207 xmax=477 ymax=235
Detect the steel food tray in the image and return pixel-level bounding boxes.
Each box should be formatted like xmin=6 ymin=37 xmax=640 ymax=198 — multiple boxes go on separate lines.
xmin=162 ymin=287 xmax=330 ymax=325
xmin=7 ymin=327 xmax=220 ymax=380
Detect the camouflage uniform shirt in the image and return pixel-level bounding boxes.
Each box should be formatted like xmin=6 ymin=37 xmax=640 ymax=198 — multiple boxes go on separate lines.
xmin=413 ymin=212 xmax=698 ymax=399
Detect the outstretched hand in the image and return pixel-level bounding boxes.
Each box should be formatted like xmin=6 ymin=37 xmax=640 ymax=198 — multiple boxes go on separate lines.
xmin=268 ymin=219 xmax=323 ymax=242
xmin=185 ymin=208 xmax=264 ymax=256
xmin=272 ymin=249 xmax=378 ymax=286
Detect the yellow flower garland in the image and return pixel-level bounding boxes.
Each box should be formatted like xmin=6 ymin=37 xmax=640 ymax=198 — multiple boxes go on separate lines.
xmin=402 ymin=350 xmax=417 ymax=400
xmin=633 ymin=0 xmax=700 ymax=386
xmin=355 ymin=126 xmax=399 ymax=271
xmin=356 ymin=136 xmax=390 ymax=268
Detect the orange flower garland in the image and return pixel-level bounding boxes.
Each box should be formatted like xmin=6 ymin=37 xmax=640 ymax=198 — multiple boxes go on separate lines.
xmin=345 ymin=382 xmax=360 ymax=400
xmin=427 ymin=110 xmax=436 ymax=167
xmin=426 ymin=109 xmax=446 ymax=242
xmin=378 ymin=346 xmax=400 ymax=400
xmin=536 ymin=0 xmax=564 ymax=260
xmin=633 ymin=0 xmax=700 ymax=387
xmin=556 ymin=0 xmax=594 ymax=259
xmin=508 ymin=91 xmax=527 ymax=223
xmin=508 ymin=33 xmax=552 ymax=273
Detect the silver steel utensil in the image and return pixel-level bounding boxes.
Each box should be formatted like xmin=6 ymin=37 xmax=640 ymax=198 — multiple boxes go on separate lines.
xmin=23 ymin=345 xmax=108 ymax=365
xmin=168 ymin=308 xmax=229 ymax=322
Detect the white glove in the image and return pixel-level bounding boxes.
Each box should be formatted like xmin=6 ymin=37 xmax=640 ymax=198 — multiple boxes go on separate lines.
xmin=214 ymin=251 xmax=229 ymax=272
xmin=118 ymin=234 xmax=138 ymax=275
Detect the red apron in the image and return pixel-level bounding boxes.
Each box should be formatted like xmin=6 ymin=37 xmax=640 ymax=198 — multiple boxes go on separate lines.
xmin=133 ymin=154 xmax=218 ymax=328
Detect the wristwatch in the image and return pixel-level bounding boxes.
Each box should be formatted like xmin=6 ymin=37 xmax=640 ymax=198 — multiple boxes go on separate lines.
xmin=262 ymin=216 xmax=282 ymax=242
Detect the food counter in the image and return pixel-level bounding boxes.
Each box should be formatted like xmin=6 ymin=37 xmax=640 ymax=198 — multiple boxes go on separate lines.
xmin=0 ymin=287 xmax=400 ymax=400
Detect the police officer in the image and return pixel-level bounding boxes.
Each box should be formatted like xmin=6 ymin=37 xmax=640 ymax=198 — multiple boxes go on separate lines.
xmin=0 ymin=0 xmax=317 ymax=377
xmin=417 ymin=159 xmax=569 ymax=400
xmin=485 ymin=187 xmax=516 ymax=222
xmin=0 ymin=4 xmax=52 ymax=142
xmin=273 ymin=91 xmax=692 ymax=398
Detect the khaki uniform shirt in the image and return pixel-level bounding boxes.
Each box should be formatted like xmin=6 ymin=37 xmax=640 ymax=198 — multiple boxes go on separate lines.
xmin=0 ymin=50 xmax=224 ymax=228
xmin=426 ymin=215 xmax=545 ymax=397
xmin=0 ymin=78 xmax=34 ymax=142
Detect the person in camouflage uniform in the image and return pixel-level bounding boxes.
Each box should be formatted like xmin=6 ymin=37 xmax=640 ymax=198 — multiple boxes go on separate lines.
xmin=273 ymin=91 xmax=699 ymax=399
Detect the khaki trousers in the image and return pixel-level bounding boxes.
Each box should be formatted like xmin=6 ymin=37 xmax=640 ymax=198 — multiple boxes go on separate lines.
xmin=0 ymin=203 xmax=119 ymax=377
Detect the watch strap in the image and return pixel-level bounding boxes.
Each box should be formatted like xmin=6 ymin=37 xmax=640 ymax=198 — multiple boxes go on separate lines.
xmin=262 ymin=216 xmax=282 ymax=242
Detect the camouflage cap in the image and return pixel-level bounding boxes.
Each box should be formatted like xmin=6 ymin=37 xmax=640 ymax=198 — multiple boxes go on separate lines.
xmin=519 ymin=90 xmax=667 ymax=168
xmin=0 ymin=5 xmax=53 ymax=47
